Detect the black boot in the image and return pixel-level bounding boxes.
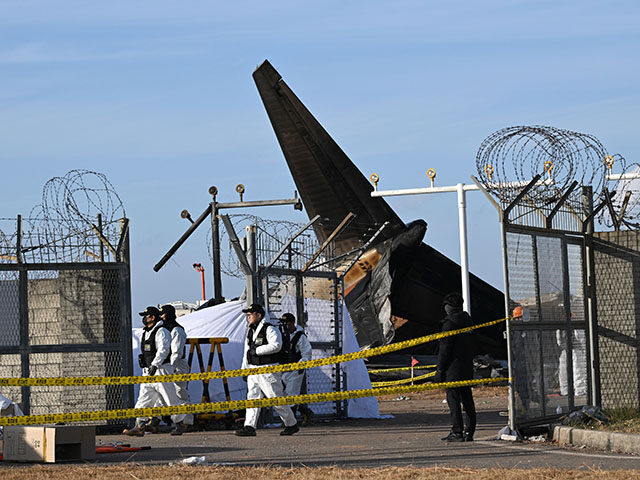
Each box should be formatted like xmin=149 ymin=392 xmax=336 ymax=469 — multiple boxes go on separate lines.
xmin=298 ymin=405 xmax=314 ymax=426
xmin=235 ymin=425 xmax=257 ymax=436
xmin=280 ymin=423 xmax=300 ymax=436
xmin=170 ymin=422 xmax=184 ymax=436
xmin=441 ymin=431 xmax=465 ymax=442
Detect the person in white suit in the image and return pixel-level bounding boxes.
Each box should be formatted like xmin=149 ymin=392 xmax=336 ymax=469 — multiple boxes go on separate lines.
xmin=235 ymin=304 xmax=298 ymax=437
xmin=123 ymin=306 xmax=187 ymax=437
xmin=279 ymin=313 xmax=314 ymax=425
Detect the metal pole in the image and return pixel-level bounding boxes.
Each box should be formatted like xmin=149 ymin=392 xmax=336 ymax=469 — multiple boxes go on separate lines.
xmin=16 ymin=214 xmax=22 ymax=264
xmin=211 ymin=201 xmax=224 ymax=304
xmin=97 ymin=213 xmax=104 ymax=262
xmin=582 ymin=186 xmax=601 ymax=406
xmin=372 ymin=177 xmax=551 ymax=314
xmin=245 ymin=225 xmax=257 ymax=305
xmin=17 ymin=215 xmax=30 ymax=412
xmin=500 ymin=220 xmax=516 ymax=431
xmin=153 ymin=204 xmax=213 ymax=272
xmin=457 ymin=183 xmax=471 ymax=315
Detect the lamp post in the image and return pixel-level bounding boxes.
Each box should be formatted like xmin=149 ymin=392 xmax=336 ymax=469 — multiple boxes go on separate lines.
xmin=193 ymin=263 xmax=206 ymax=302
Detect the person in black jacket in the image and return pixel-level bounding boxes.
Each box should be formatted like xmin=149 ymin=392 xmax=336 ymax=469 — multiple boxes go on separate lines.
xmin=435 ymin=292 xmax=476 ymax=442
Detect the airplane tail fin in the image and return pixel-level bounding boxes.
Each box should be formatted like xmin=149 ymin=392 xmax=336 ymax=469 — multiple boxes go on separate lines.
xmin=253 ymin=60 xmax=406 ymax=254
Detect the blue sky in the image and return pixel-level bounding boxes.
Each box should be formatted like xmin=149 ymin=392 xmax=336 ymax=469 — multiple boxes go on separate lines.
xmin=1 ymin=1 xmax=639 ymax=313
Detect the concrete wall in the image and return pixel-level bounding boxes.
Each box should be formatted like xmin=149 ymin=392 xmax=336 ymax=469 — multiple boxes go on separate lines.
xmin=0 ymin=269 xmax=123 ymax=416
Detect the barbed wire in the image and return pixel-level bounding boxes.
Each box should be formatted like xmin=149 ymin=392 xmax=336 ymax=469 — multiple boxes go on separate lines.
xmin=206 ymin=214 xmax=328 ymax=278
xmin=28 ymin=169 xmax=125 ymax=234
xmin=0 ymin=170 xmax=126 ymax=263
xmin=476 ymin=126 xmax=607 ymax=208
xmin=598 ymin=154 xmax=640 ymax=229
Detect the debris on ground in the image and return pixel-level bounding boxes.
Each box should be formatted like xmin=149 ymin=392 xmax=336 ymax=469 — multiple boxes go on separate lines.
xmin=473 ymin=355 xmax=508 ymax=379
xmin=180 ymin=456 xmax=209 ymax=465
xmin=497 ymin=425 xmax=522 ymax=442
xmin=562 ymin=406 xmax=609 ymax=426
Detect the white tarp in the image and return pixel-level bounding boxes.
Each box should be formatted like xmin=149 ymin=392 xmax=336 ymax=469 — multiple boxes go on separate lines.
xmin=131 ymin=299 xmax=380 ymax=418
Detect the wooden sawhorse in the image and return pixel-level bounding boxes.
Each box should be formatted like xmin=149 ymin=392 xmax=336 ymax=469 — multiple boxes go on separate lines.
xmin=186 ymin=337 xmax=231 ymax=403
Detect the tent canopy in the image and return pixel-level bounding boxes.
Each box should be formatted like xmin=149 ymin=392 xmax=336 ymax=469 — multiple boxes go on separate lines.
xmin=132 ymin=299 xmax=380 ymax=419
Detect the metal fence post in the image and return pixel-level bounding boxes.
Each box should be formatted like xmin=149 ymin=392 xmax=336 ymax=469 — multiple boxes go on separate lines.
xmin=500 ymin=220 xmax=516 ymax=431
xmin=582 ymin=186 xmax=601 ymax=406
xmin=119 ymin=218 xmax=134 ymax=409
xmin=16 ymin=215 xmax=30 ymax=413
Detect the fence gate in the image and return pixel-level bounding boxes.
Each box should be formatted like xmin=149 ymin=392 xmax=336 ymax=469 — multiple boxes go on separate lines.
xmin=505 ymin=225 xmax=590 ymax=428
xmin=472 ymin=125 xmax=640 ymax=429
xmin=258 ymin=266 xmax=346 ymax=419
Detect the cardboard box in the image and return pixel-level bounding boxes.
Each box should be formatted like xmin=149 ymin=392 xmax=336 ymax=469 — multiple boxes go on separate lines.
xmin=2 ymin=425 xmax=96 ymax=463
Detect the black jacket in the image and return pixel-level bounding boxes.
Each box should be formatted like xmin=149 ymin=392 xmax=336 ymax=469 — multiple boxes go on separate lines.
xmin=437 ymin=310 xmax=474 ymax=382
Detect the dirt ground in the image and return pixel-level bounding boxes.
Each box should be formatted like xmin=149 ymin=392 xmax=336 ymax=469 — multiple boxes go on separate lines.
xmin=377 ymin=384 xmax=508 ymax=415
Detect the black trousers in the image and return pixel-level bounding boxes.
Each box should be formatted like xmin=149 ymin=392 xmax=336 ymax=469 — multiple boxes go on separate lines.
xmin=446 ymin=386 xmax=476 ymax=436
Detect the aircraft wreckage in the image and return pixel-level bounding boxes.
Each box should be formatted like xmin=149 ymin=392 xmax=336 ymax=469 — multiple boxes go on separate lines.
xmin=252 ymin=60 xmax=505 ymax=357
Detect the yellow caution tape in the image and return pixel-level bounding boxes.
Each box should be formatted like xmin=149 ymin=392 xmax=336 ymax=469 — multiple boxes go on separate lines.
xmin=371 ymin=371 xmax=436 ymax=387
xmin=0 ymin=317 xmax=507 ymax=387
xmin=369 ymin=365 xmax=436 ymax=374
xmin=0 ymin=377 xmax=509 ymax=426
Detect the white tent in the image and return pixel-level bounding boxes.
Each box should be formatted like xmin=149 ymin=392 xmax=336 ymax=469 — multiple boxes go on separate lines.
xmin=131 ymin=299 xmax=380 ymax=418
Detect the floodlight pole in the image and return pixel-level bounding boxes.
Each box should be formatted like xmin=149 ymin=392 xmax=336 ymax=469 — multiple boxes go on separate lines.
xmin=154 ymin=186 xmax=302 ymax=305
xmin=371 ymin=183 xmax=479 ymax=315
xmin=371 ymin=182 xmax=483 ymax=315
xmin=371 ymin=178 xmax=552 ymax=316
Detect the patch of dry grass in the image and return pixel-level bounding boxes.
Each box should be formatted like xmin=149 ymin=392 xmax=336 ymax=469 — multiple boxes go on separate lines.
xmin=586 ymin=408 xmax=640 ymax=434
xmin=2 ymin=465 xmax=640 ymax=480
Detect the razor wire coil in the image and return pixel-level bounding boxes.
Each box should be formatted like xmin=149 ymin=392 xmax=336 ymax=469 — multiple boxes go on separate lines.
xmin=476 ymin=125 xmax=607 ymax=210
xmin=0 ymin=170 xmax=126 ymax=264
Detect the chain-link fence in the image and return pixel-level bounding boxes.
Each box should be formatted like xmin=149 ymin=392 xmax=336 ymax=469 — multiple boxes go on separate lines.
xmin=0 ymin=171 xmax=132 ymax=431
xmin=504 ymin=224 xmax=640 ymax=430
xmin=0 ymin=229 xmax=133 ymax=434
xmin=0 ymin=263 xmax=133 ymax=431
xmin=592 ymin=230 xmax=640 ymax=410
xmin=506 ymin=227 xmax=589 ymax=427
xmin=259 ymin=267 xmax=346 ymax=420
xmin=473 ymin=126 xmax=640 ymax=429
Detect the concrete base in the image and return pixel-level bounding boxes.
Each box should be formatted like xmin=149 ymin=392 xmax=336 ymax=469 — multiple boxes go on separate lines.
xmin=554 ymin=425 xmax=640 ymax=455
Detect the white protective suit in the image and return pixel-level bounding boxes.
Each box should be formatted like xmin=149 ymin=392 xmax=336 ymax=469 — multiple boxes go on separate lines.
xmin=281 ymin=326 xmax=313 ymax=398
xmin=557 ymin=329 xmax=588 ymax=397
xmin=151 ymin=323 xmax=194 ymax=425
xmin=169 ymin=324 xmax=193 ymax=424
xmin=135 ymin=321 xmax=187 ymax=425
xmin=241 ymin=319 xmax=296 ymax=429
